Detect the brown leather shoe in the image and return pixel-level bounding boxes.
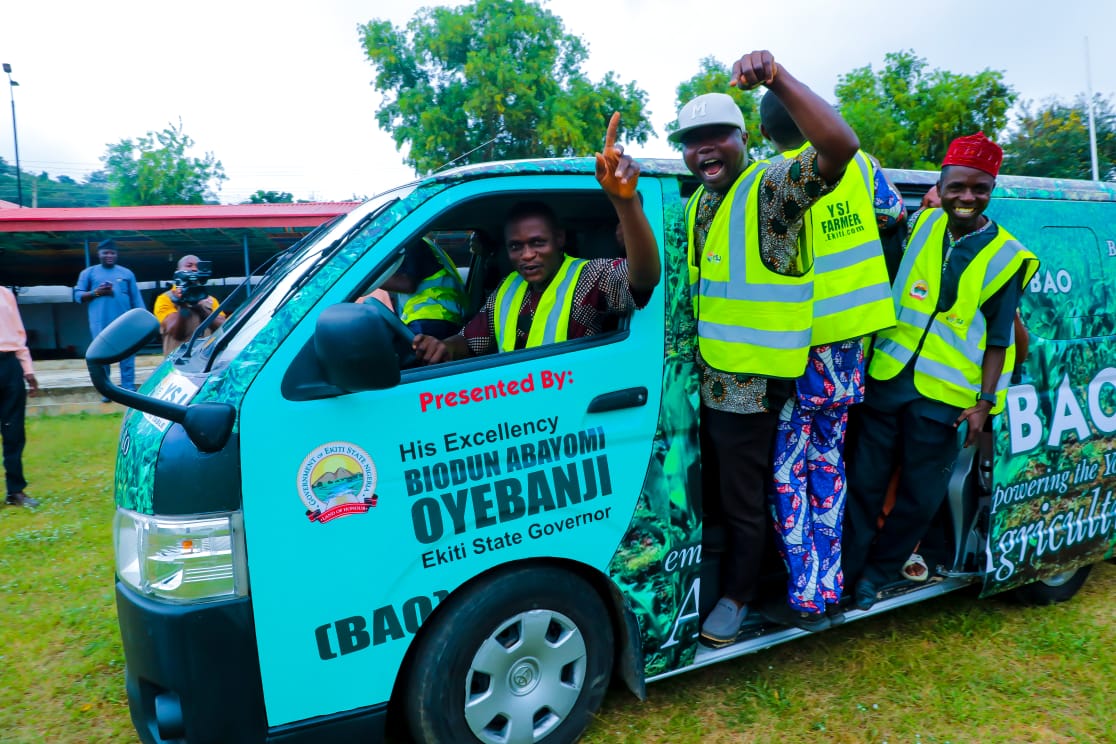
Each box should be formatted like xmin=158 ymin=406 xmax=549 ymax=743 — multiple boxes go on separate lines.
xmin=5 ymin=492 xmax=40 ymax=508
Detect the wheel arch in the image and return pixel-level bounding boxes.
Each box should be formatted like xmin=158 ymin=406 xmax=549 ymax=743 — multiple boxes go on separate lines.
xmin=384 ymin=556 xmax=646 ymax=735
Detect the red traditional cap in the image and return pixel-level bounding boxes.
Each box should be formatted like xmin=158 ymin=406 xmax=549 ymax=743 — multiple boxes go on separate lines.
xmin=942 ymin=132 xmax=1003 ymax=177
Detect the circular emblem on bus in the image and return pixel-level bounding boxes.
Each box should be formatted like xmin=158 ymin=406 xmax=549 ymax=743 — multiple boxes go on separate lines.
xmin=297 ymin=441 xmax=379 ymax=524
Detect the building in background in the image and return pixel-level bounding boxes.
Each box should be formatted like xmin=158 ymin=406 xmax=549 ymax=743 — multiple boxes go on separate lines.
xmin=0 ymin=201 xmax=358 ymax=357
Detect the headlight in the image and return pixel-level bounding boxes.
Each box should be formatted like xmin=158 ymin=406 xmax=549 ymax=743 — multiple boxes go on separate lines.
xmin=114 ymin=509 xmax=248 ymax=603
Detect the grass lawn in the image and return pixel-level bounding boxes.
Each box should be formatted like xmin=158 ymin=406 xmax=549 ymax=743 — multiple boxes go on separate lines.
xmin=2 ymin=415 xmax=1114 ymax=743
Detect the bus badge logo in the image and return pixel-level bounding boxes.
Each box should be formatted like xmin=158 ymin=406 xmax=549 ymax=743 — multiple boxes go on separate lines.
xmin=909 ymin=280 xmax=929 ymax=301
xmin=298 ymin=441 xmax=379 ymax=524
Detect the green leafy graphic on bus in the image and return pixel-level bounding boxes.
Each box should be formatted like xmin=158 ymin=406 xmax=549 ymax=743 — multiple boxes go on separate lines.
xmin=608 ymin=196 xmax=704 ymax=676
xmin=114 ymin=364 xmax=174 ymax=512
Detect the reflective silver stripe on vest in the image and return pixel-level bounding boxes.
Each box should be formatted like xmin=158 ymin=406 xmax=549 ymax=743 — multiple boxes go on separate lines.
xmin=920 ymin=355 xmax=1011 ymax=397
xmin=981 ymin=239 xmax=1024 ymax=294
xmin=698 ymin=320 xmax=813 ymax=350
xmin=892 ymin=210 xmax=946 ymax=301
xmin=699 ymin=275 xmax=812 ymax=303
xmin=873 ymin=336 xmax=909 ymax=363
xmin=697 ymin=163 xmax=812 ymax=303
xmin=815 ymin=237 xmax=887 ymax=273
xmin=930 ymin=310 xmax=986 ymax=362
xmin=852 ymin=151 xmax=874 ymax=192
xmin=897 ymin=303 xmax=933 ymax=328
xmin=815 ymin=280 xmax=893 ymax=318
xmin=916 ymin=355 xmax=976 ymax=393
xmin=539 ymin=259 xmax=586 ymax=343
xmin=496 ymin=275 xmax=525 ymax=347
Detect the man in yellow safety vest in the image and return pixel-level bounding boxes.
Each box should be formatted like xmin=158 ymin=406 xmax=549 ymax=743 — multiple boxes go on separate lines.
xmin=757 ymin=91 xmax=901 ymax=631
xmin=380 ymin=238 xmax=467 ymax=339
xmin=843 ymin=132 xmax=1039 ymax=611
xmin=674 ymin=50 xmax=860 ymax=647
xmin=412 ymin=113 xmax=660 ymax=364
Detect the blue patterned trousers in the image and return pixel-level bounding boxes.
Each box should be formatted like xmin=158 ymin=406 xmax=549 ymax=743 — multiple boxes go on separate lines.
xmin=770 ymin=398 xmax=851 ymax=613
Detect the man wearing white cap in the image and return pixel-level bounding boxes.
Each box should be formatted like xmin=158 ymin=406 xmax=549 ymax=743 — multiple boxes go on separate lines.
xmin=672 ymin=50 xmax=859 ymax=646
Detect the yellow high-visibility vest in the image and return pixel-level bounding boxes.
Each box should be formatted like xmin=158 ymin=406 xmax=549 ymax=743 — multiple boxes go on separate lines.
xmin=869 ymin=208 xmax=1039 ymax=414
xmin=400 ymin=238 xmax=466 ymax=325
xmin=493 ymin=254 xmax=588 ymax=352
xmin=781 ymin=145 xmax=896 ymax=344
xmin=686 ymin=161 xmax=813 ymax=378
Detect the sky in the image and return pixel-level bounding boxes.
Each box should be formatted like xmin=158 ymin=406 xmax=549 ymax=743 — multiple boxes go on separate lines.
xmin=3 ymin=0 xmax=1115 ymax=205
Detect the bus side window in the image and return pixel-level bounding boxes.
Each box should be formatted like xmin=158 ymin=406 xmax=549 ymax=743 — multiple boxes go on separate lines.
xmin=1021 ymin=226 xmax=1112 ymax=340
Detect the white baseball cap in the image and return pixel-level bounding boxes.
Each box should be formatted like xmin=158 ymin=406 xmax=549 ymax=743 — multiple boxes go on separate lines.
xmin=668 ymin=93 xmax=746 ymax=143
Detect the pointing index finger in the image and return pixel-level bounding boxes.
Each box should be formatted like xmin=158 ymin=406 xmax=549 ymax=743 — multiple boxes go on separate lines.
xmin=605 ymin=112 xmax=620 ymax=151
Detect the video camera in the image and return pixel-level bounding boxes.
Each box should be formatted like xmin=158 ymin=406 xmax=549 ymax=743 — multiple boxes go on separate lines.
xmin=173 ymin=260 xmax=213 ymax=305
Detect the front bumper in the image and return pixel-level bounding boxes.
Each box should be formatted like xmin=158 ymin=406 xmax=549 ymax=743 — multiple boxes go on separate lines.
xmin=115 ymin=583 xmax=388 ymax=743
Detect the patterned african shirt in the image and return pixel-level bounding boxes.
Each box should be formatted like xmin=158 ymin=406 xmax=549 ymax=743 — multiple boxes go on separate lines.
xmin=460 ymin=258 xmax=650 ymax=355
xmin=696 ymin=148 xmax=835 ymax=414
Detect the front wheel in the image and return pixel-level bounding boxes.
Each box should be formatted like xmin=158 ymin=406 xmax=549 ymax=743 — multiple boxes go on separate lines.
xmin=1008 ymin=564 xmax=1093 ymax=605
xmin=405 ymin=566 xmax=614 ymax=744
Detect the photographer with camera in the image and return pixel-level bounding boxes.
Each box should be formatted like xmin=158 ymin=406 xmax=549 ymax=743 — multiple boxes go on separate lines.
xmin=152 ymin=255 xmax=224 ymax=356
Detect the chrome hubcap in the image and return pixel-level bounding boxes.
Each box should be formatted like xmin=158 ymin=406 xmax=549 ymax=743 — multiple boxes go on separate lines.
xmin=463 ymin=609 xmax=587 ymax=744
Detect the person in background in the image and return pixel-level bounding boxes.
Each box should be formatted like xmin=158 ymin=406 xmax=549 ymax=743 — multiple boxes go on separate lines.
xmin=921 ymin=184 xmax=941 ymax=209
xmin=73 ymin=239 xmax=144 ymax=393
xmin=152 ymin=255 xmax=225 ymax=356
xmin=382 ymin=238 xmax=467 ymax=339
xmin=413 ymin=112 xmax=660 ymax=364
xmin=757 ymin=91 xmax=902 ymax=631
xmin=0 ymin=285 xmax=39 ymax=507
xmin=672 ymin=50 xmax=859 ymax=647
xmin=357 ymin=288 xmax=394 ymax=311
xmin=843 ymin=133 xmax=1039 ymax=610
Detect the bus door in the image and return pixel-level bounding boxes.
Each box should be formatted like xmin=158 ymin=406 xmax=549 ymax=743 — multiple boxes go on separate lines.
xmin=237 ymin=174 xmax=667 ymax=726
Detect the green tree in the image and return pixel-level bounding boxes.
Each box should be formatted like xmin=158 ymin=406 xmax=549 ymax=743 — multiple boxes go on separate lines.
xmin=246 ymin=189 xmax=294 ymax=204
xmin=1002 ymin=95 xmax=1116 ymax=180
xmin=359 ymin=0 xmax=652 ymax=174
xmin=834 ymin=50 xmax=1016 ymax=170
xmin=100 ymin=120 xmax=226 ymax=205
xmin=0 ymin=158 xmax=111 ymax=207
xmin=668 ymin=57 xmax=770 ymax=159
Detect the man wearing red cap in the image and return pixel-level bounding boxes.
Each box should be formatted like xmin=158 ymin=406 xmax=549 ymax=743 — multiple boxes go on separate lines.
xmin=842 ymin=132 xmax=1039 ymax=610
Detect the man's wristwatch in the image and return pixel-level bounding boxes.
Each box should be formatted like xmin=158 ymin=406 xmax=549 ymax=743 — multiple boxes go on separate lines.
xmin=977 ymin=392 xmax=997 ymax=406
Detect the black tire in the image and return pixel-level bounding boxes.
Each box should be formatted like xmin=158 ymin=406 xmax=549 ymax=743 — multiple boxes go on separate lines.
xmin=1008 ymin=564 xmax=1093 ymax=605
xmin=405 ymin=566 xmax=614 ymax=744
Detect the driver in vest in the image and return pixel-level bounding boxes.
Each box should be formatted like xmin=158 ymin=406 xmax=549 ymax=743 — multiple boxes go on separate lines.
xmin=757 ymin=91 xmax=901 ymax=631
xmin=381 ymin=237 xmax=467 ymax=339
xmin=412 ymin=113 xmax=660 ymax=364
xmin=674 ymin=50 xmax=860 ymax=647
xmin=842 ymin=133 xmax=1039 ymax=611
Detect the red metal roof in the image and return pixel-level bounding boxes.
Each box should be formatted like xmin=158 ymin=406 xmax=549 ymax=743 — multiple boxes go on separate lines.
xmin=0 ymin=201 xmax=363 ymax=286
xmin=0 ymin=201 xmax=361 ymax=232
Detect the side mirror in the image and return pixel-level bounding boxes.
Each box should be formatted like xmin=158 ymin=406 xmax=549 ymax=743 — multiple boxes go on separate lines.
xmin=314 ymin=302 xmax=415 ymax=392
xmin=85 ymin=308 xmax=160 ymax=365
xmin=85 ymin=308 xmax=235 ymax=453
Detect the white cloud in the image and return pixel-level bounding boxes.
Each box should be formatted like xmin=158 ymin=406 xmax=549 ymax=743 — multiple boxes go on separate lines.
xmin=3 ymin=0 xmax=1113 ymax=203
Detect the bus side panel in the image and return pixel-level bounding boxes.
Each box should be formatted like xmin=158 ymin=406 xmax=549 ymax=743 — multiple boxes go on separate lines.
xmin=607 ymin=179 xmax=705 ymax=677
xmin=984 ymin=198 xmax=1116 ymax=595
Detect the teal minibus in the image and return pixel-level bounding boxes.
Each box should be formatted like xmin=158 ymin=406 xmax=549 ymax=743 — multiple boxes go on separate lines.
xmin=90 ymin=159 xmax=1116 ymax=743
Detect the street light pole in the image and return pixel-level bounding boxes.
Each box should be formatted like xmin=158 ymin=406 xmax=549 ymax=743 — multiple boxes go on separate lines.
xmin=2 ymin=63 xmax=22 ymax=208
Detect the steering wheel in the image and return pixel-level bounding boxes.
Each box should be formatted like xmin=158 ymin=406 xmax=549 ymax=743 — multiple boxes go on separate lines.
xmin=363 ymin=299 xmax=417 ymax=368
